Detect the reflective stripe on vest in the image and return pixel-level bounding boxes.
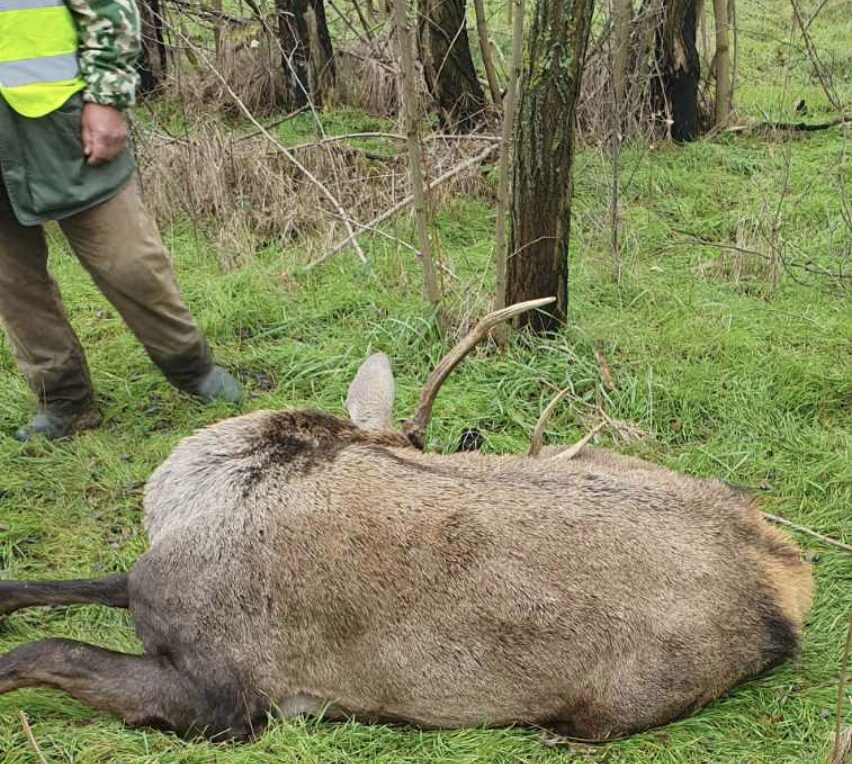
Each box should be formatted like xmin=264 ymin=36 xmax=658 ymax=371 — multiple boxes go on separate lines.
xmin=0 ymin=0 xmax=85 ymax=118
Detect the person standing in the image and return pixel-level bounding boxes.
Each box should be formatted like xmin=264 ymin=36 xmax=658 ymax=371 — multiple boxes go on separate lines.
xmin=0 ymin=0 xmax=241 ymax=441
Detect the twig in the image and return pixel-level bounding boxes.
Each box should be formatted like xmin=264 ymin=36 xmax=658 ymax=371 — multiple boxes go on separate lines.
xmin=286 ymin=131 xmax=405 ymax=152
xmin=593 ymin=342 xmax=615 ymax=390
xmin=326 ymin=0 xmax=371 ymax=43
xmin=310 ymin=143 xmax=498 ymax=268
xmin=830 ymin=617 xmax=852 ymax=764
xmin=528 ymin=386 xmax=574 ymax=457
xmin=760 ymin=513 xmax=852 ymax=553
xmin=548 ymin=421 xmax=607 ymax=461
xmin=233 ymin=107 xmax=309 ymax=142
xmin=18 ymin=710 xmax=49 ymax=764
xmin=349 ymin=0 xmax=376 ymax=40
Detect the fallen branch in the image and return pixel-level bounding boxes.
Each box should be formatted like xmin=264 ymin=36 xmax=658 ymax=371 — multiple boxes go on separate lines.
xmin=308 ymin=143 xmax=499 ymax=269
xmin=548 ymin=421 xmax=607 ymax=461
xmin=18 ymin=710 xmax=49 ymax=764
xmin=724 ymin=117 xmax=849 ymax=134
xmin=761 ymin=512 xmax=852 ymax=553
xmin=288 ymin=132 xmax=406 ymax=151
xmin=529 ymin=386 xmax=574 ymax=457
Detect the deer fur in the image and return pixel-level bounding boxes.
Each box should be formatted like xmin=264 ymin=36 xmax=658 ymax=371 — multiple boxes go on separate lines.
xmin=0 ymin=347 xmax=813 ymax=742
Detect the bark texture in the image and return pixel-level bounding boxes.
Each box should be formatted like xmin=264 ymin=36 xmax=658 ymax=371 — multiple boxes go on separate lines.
xmin=418 ymin=0 xmax=488 ymax=132
xmin=506 ymin=0 xmax=594 ymax=332
xmin=276 ymin=0 xmax=336 ymax=109
xmin=713 ymin=0 xmax=732 ymax=125
xmin=137 ymin=0 xmax=167 ymax=95
xmin=655 ymin=0 xmax=701 ymax=141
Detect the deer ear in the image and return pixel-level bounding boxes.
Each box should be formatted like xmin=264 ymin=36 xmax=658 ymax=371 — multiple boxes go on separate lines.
xmin=346 ymin=353 xmax=396 ymax=431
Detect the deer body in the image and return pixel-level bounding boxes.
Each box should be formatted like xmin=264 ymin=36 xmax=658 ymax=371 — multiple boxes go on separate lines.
xmin=125 ymin=407 xmax=811 ymax=739
xmin=0 ymin=301 xmax=813 ymax=742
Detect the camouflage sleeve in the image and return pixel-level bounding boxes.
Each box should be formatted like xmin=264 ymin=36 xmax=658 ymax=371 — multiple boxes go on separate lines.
xmin=65 ymin=0 xmax=142 ymax=108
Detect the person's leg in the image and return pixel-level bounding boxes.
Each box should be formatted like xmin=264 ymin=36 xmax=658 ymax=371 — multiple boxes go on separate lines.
xmin=0 ymin=183 xmax=101 ymax=439
xmin=58 ymin=179 xmax=240 ymax=401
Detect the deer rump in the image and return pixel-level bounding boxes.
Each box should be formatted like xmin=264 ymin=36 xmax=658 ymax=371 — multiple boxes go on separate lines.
xmin=0 ymin=300 xmax=812 ymax=742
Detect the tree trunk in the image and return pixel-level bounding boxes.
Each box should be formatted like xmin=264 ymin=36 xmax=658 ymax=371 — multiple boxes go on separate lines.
xmin=418 ymin=0 xmax=488 ymax=132
xmin=713 ymin=0 xmax=732 ymax=124
xmin=276 ymin=0 xmax=336 ymax=110
xmin=506 ymin=0 xmax=594 ymax=333
xmin=137 ymin=0 xmax=167 ymax=95
xmin=655 ymin=0 xmax=701 ymax=141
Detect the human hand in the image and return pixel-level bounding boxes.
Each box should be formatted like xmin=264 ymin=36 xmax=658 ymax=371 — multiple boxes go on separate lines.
xmin=81 ymin=103 xmax=128 ymax=165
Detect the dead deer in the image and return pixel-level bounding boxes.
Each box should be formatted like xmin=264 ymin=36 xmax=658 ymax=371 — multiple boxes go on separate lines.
xmin=0 ymin=299 xmax=813 ymax=742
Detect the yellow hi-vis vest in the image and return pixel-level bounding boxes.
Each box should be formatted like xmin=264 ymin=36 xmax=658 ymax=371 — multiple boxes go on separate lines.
xmin=0 ymin=0 xmax=85 ymax=118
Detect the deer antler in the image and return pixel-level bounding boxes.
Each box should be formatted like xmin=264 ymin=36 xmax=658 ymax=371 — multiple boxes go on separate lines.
xmin=528 ymin=386 xmax=573 ymax=457
xmin=402 ymin=297 xmax=556 ymax=448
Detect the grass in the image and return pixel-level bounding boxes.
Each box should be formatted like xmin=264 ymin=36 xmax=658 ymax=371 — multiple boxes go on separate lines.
xmin=1 ymin=0 xmax=851 ymax=761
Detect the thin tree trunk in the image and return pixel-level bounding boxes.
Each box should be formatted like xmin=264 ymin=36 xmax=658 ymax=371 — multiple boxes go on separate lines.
xmin=137 ymin=0 xmax=167 ymax=95
xmin=655 ymin=0 xmax=701 ymax=141
xmin=728 ymin=0 xmax=738 ymax=103
xmin=473 ymin=0 xmax=502 ymax=106
xmin=418 ymin=0 xmax=488 ymax=132
xmin=611 ymin=0 xmax=628 ymax=283
xmin=276 ymin=0 xmax=336 ymax=110
xmin=506 ymin=0 xmax=594 ymax=332
xmin=612 ymin=0 xmax=631 ymax=113
xmin=610 ymin=0 xmax=630 ymax=284
xmin=392 ymin=0 xmax=445 ymax=330
xmin=713 ymin=0 xmax=732 ymax=125
xmin=494 ymin=0 xmax=525 ymax=335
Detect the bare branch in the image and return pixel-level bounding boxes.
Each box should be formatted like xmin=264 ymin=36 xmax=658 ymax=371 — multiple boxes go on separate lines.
xmin=473 ymin=0 xmax=503 ymax=106
xmin=309 ymin=142 xmax=498 ymax=268
xmin=790 ymin=0 xmax=845 ymax=116
xmin=402 ymin=297 xmax=556 ymax=448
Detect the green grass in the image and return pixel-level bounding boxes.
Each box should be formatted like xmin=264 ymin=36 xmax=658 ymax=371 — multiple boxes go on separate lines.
xmin=1 ymin=1 xmax=851 ymax=761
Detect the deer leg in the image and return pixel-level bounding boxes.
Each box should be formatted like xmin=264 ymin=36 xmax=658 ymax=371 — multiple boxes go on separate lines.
xmin=0 ymin=574 xmax=129 ymax=617
xmin=0 ymin=639 xmax=264 ymax=740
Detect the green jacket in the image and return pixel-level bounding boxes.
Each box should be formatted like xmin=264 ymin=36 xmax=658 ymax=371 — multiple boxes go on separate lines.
xmin=0 ymin=0 xmax=141 ymax=226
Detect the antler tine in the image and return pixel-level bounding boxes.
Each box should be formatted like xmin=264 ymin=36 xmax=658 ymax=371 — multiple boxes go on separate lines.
xmin=402 ymin=297 xmax=556 ymax=448
xmin=528 ymin=386 xmax=573 ymax=457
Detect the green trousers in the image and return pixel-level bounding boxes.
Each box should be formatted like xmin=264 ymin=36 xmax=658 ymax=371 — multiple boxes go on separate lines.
xmin=0 ymin=178 xmax=213 ymax=414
